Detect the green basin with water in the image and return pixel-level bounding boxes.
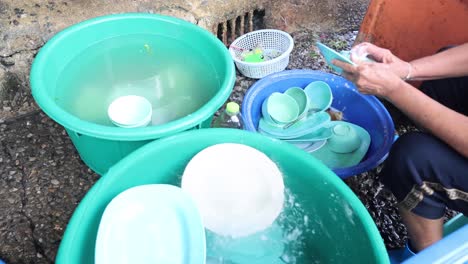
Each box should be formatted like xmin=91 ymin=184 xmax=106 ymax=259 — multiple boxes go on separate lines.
xmin=57 ymin=129 xmax=389 ymax=264
xmin=30 ymin=13 xmax=235 ymax=174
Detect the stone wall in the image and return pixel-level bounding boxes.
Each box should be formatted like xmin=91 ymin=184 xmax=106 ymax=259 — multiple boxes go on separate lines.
xmin=0 ymin=0 xmax=369 ymax=115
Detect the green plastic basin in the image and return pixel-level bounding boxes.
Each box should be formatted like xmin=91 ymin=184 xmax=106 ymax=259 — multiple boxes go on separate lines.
xmin=30 ymin=13 xmax=235 ymax=174
xmin=57 ymin=129 xmax=389 ymax=264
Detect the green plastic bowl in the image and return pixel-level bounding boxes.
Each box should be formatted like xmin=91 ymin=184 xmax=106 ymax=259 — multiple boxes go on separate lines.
xmin=30 ymin=13 xmax=235 ymax=174
xmin=56 ymin=129 xmax=389 ymax=264
xmin=304 ymin=81 xmax=333 ymax=111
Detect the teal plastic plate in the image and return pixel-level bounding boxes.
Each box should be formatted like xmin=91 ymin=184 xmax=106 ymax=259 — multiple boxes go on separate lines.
xmin=282 ymin=126 xmax=333 ymax=143
xmin=316 ymin=42 xmax=356 ymax=74
xmin=258 ymin=111 xmax=331 ymax=139
xmin=95 ymin=184 xmax=206 ymax=264
xmin=290 ymin=139 xmax=327 ymax=153
xmin=303 ymin=140 xmax=327 ymax=152
xmin=310 ymin=121 xmax=371 ymax=169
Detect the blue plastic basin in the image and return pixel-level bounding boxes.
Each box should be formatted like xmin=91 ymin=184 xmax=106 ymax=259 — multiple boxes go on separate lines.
xmin=242 ymin=70 xmax=394 ymax=178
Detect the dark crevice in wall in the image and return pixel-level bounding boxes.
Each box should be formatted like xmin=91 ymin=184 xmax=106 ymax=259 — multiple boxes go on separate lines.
xmin=216 ymin=8 xmax=266 ymax=45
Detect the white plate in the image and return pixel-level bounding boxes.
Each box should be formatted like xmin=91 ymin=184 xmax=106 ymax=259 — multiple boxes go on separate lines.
xmin=181 ymin=143 xmax=285 ymax=238
xmin=95 ymin=184 xmax=206 ymax=264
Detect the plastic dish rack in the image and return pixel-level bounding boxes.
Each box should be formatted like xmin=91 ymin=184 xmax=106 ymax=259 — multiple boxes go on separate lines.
xmin=229 ymin=29 xmax=294 ymax=79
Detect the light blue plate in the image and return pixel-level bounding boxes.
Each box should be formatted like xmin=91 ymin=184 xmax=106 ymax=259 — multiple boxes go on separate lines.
xmin=258 ymin=111 xmax=331 ymax=139
xmin=282 ymin=126 xmax=333 ymax=143
xmin=95 ymin=184 xmax=206 ymax=264
xmin=340 ymin=51 xmax=375 ymax=63
xmin=303 ymin=140 xmax=327 ymax=152
xmin=316 ymin=42 xmax=356 ymax=74
xmin=292 ymin=140 xmax=327 ymax=153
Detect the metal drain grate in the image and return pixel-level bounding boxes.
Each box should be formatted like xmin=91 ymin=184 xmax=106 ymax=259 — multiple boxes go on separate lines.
xmin=216 ymin=9 xmax=265 ymax=46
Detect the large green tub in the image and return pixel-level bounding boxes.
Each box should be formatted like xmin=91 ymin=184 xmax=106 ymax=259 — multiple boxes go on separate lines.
xmin=57 ymin=129 xmax=389 ymax=263
xmin=30 ymin=13 xmax=235 ymax=174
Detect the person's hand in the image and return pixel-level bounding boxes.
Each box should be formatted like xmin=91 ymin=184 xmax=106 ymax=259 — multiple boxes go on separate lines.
xmin=332 ymin=59 xmax=403 ymax=99
xmin=350 ymin=42 xmax=411 ymax=79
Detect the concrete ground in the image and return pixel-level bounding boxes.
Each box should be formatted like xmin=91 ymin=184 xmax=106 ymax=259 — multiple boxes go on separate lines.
xmin=0 ymin=4 xmax=457 ymax=264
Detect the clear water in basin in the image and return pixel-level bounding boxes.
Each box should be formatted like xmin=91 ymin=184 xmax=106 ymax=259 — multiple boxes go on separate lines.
xmin=205 ymin=188 xmax=320 ymax=264
xmin=55 ymin=34 xmax=221 ymax=126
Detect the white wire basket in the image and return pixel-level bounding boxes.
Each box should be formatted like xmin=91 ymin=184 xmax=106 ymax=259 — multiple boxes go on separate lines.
xmin=229 ymin=29 xmax=294 ymax=79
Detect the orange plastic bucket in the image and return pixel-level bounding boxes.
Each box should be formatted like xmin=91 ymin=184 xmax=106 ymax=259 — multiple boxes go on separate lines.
xmin=356 ymin=0 xmax=468 ymax=63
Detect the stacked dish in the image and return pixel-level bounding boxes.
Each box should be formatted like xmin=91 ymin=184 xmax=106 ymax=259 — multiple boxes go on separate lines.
xmin=94 ymin=143 xmax=288 ymax=264
xmin=95 ymin=184 xmax=206 ymax=264
xmin=107 ymin=95 xmax=152 ymax=128
xmin=258 ymin=80 xmax=371 ymax=169
xmin=259 ymin=81 xmax=332 ymax=152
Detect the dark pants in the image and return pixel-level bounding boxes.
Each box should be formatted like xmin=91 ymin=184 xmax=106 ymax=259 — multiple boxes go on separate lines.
xmin=380 ymin=76 xmax=468 ymax=219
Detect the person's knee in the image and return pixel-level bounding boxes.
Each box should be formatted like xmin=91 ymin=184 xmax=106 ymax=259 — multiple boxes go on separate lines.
xmin=387 ymin=132 xmax=434 ymax=167
xmin=381 ymin=132 xmax=435 ymax=187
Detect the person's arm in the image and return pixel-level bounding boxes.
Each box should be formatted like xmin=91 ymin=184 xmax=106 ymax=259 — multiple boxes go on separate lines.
xmin=332 ymin=59 xmax=468 ymax=158
xmin=349 ymin=42 xmax=468 ymax=80
xmin=387 ymin=81 xmax=468 ymax=158
xmin=408 ymin=43 xmax=468 ymax=80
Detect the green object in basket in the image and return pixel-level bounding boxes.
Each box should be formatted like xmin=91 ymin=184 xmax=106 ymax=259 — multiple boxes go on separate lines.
xmin=56 ymin=129 xmax=389 ymax=264
xmin=30 ymin=13 xmax=235 ymax=175
xmin=243 ymin=47 xmax=265 ymax=63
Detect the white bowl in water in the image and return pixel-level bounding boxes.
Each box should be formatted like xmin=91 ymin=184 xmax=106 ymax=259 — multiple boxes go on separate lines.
xmin=107 ymin=95 xmax=152 ymax=128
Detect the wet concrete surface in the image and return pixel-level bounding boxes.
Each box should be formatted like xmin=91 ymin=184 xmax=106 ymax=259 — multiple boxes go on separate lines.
xmin=0 ymin=17 xmax=458 ymax=264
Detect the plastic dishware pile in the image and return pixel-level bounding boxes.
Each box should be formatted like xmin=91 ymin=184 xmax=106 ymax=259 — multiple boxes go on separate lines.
xmin=94 ymin=143 xmax=287 ymax=264
xmin=259 ymin=81 xmax=371 ymax=169
xmin=229 ymin=29 xmax=294 ymax=79
xmin=59 ymin=129 xmax=390 ymax=263
xmin=95 ymin=184 xmax=206 ymax=264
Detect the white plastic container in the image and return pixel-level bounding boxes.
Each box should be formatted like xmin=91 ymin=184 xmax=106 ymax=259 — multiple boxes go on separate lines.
xmin=107 ymin=95 xmax=152 ymax=128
